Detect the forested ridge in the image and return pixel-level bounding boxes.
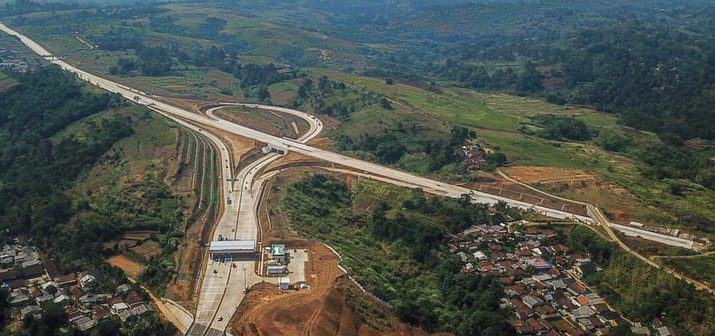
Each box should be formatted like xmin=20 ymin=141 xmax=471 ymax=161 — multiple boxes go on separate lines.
xmin=426 ymin=2 xmax=715 ymax=140
xmin=281 ymin=175 xmax=519 ymax=336
xmin=0 ymin=67 xmax=128 ymax=238
xmin=0 ymin=67 xmax=171 ymax=334
xmin=0 ymin=67 xmax=180 ymax=335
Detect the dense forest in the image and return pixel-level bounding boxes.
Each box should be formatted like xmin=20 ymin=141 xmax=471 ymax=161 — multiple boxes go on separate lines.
xmin=0 ymin=67 xmax=174 ymax=335
xmin=281 ymin=174 xmax=518 ymax=336
xmin=0 ymin=67 xmax=127 ymax=238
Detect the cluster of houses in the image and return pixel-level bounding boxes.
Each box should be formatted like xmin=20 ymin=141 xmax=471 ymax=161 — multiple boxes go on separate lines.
xmin=2 ymin=240 xmax=154 ymax=332
xmin=448 ymin=223 xmax=674 ymax=336
xmin=459 ymin=144 xmax=488 ymax=170
xmin=0 ymin=48 xmax=34 ymax=72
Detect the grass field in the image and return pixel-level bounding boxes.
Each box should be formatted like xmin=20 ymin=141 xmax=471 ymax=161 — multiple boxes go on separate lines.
xmin=351 ymin=178 xmax=416 ymax=214
xmin=216 ymin=105 xmax=310 ymax=138
xmin=307 ymin=68 xmax=715 ymax=234
xmin=309 ymin=67 xmax=608 ymax=168
xmin=268 ymin=80 xmax=298 ymax=105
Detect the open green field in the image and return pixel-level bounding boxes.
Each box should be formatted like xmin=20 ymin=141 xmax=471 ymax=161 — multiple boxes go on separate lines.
xmin=216 ymin=105 xmax=310 ymax=139
xmin=311 ymin=68 xmax=621 ymax=135
xmin=268 ymin=80 xmax=298 ymax=105
xmin=309 ymin=68 xmax=619 ymax=168
xmin=351 ymin=178 xmax=417 ymax=213
xmin=307 ymin=68 xmax=715 ymax=234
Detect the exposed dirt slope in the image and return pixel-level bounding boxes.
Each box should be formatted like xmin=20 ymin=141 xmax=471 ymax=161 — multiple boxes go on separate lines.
xmin=230 ymin=166 xmax=444 ymax=336
xmin=503 ymin=166 xmax=643 ymax=223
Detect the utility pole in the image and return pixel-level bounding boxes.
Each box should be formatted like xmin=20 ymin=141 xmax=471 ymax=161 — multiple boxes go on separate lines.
xmin=243 ymin=266 xmax=247 ymax=293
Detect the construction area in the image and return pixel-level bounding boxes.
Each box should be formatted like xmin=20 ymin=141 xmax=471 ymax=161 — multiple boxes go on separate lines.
xmin=227 ymin=167 xmax=435 ymax=336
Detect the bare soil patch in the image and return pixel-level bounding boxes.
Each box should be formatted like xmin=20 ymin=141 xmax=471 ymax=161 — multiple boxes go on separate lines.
xmin=107 ymin=255 xmax=145 ymax=279
xmin=264 ymin=152 xmax=326 ymax=173
xmin=230 ymin=168 xmax=440 ymax=336
xmin=306 ymin=135 xmax=333 ymax=150
xmin=130 ymin=240 xmax=163 ymax=259
xmin=502 ymin=166 xmax=642 ymax=223
xmin=156 ymin=97 xmax=214 ymax=116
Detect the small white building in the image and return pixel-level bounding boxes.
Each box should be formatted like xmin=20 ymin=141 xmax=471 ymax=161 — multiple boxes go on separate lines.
xmin=473 ymin=251 xmax=487 ymax=261
xmin=266 ymin=266 xmax=288 ymax=276
xmin=111 ymin=302 xmax=129 ymax=314
xmin=79 ymin=273 xmax=96 ymax=290
xmin=278 ymin=277 xmax=291 ymax=290
xmin=53 ymin=294 xmax=70 ymax=306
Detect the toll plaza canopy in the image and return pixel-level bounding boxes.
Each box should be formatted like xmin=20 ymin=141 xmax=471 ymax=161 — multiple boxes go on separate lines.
xmin=209 ymin=240 xmax=258 ymax=261
xmin=209 ymin=240 xmax=256 ymax=253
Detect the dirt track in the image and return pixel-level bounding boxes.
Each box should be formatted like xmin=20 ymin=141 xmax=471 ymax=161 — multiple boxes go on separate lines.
xmin=501 ymin=166 xmax=641 ymax=223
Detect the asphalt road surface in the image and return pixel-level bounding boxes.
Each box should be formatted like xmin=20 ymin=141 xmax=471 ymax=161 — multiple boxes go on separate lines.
xmin=1 ymin=21 xmax=705 ymax=333
xmin=192 ymin=104 xmax=322 ymax=334
xmin=0 ymin=21 xmax=590 ymax=223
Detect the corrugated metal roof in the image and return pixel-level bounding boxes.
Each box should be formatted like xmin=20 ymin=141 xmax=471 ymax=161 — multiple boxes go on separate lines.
xmin=209 ymin=240 xmax=255 ymax=252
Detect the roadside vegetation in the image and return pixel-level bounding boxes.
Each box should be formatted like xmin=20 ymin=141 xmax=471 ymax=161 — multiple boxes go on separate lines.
xmin=662 ymin=255 xmax=715 ymax=290
xmin=565 ymin=226 xmax=715 ymax=335
xmin=280 ymin=174 xmax=518 ymax=336
xmin=2 ymin=1 xmax=715 ymax=334
xmin=0 ymin=67 xmax=176 ymax=334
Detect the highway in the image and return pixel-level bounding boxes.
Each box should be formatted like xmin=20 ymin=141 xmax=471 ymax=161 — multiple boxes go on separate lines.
xmin=0 ymin=23 xmax=701 ymax=248
xmin=611 ymin=223 xmax=694 ymax=250
xmin=190 ymin=104 xmax=322 ymax=335
xmin=209 ymin=103 xmax=324 ymax=142
xmin=0 ymin=22 xmax=593 ymax=225
xmin=2 ymin=21 xmax=712 ymax=332
xmin=497 ymin=169 xmax=699 ymax=249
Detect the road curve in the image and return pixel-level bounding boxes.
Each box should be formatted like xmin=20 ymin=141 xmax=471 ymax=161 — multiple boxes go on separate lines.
xmin=192 ymin=104 xmax=322 ymax=335
xmin=0 ymin=20 xmax=588 ymax=224
xmin=3 ymin=21 xmax=712 ymax=310
xmin=209 ymin=103 xmax=323 ymax=142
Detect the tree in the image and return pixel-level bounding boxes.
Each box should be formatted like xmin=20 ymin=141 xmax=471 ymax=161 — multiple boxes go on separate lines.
xmin=0 ymin=289 xmax=9 ymax=330
xmin=517 ymin=62 xmax=543 ymax=92
xmin=92 ymin=318 xmax=121 ymax=336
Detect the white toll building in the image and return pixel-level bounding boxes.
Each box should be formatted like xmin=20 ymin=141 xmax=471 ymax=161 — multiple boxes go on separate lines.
xmin=266 ymin=266 xmax=288 ymax=276
xmin=208 ymin=240 xmax=257 ymax=261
